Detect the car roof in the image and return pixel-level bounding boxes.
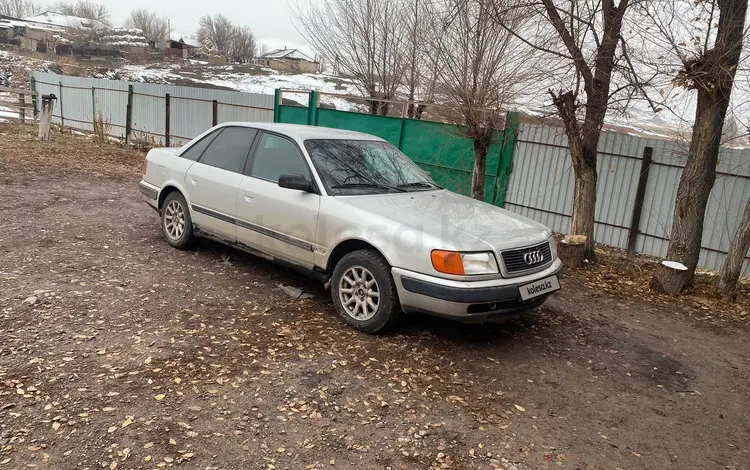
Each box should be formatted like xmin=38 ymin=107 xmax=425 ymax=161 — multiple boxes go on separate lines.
xmin=217 ymin=122 xmax=384 ymax=141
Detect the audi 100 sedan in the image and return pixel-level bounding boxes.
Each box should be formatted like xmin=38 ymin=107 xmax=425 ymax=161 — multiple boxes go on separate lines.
xmin=139 ymin=122 xmax=561 ymax=333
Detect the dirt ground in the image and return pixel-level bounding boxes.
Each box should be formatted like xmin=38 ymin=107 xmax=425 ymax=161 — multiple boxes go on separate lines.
xmin=0 ymin=124 xmax=748 ymax=470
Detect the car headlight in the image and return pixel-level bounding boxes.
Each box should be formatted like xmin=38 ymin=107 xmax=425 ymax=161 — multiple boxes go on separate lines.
xmin=431 ymin=250 xmax=499 ymax=275
xmin=549 ymin=235 xmax=558 ymax=259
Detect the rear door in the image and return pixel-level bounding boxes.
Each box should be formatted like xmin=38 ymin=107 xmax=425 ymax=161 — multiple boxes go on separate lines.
xmin=185 ymin=126 xmax=258 ymax=242
xmin=236 ymin=132 xmax=320 ymax=268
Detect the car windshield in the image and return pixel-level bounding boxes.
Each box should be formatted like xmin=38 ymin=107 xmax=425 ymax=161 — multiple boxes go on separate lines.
xmin=305 ymin=139 xmax=439 ymax=195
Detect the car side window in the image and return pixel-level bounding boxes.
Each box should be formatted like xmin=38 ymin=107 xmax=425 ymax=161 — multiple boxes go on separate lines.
xmin=251 ymin=133 xmax=310 ymax=183
xmin=180 ymin=129 xmax=222 ymax=161
xmin=199 ymin=127 xmax=258 ymax=174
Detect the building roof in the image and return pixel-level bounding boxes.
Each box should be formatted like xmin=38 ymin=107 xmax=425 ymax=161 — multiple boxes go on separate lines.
xmin=0 ymin=17 xmax=61 ymax=32
xmin=24 ymin=11 xmax=106 ymax=30
xmin=259 ymin=48 xmax=316 ymax=63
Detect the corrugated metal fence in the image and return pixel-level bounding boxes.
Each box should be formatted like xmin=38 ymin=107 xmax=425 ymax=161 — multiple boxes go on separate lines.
xmin=30 ymin=72 xmax=274 ymax=146
xmin=506 ymin=124 xmax=750 ymax=276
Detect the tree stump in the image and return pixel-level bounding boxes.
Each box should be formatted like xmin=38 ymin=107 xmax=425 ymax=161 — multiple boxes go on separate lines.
xmin=650 ymin=260 xmax=689 ymax=295
xmin=37 ymin=94 xmax=56 ymax=141
xmin=558 ymin=235 xmax=587 ymax=269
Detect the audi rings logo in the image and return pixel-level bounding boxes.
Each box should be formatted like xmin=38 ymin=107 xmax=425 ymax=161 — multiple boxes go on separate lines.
xmin=523 ymin=250 xmax=544 ymax=265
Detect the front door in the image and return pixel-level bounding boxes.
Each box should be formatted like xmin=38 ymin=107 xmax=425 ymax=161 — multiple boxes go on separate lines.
xmin=185 ymin=126 xmax=258 ymax=242
xmin=236 ymin=132 xmax=320 ymax=269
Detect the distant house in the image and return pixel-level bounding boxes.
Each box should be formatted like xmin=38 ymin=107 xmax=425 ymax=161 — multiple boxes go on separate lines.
xmin=256 ymin=47 xmax=319 ymax=73
xmin=0 ymin=14 xmax=60 ymax=52
xmin=165 ymin=36 xmax=199 ymax=58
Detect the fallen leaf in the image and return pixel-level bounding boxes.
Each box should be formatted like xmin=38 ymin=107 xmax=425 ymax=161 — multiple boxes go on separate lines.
xmin=52 ymin=422 xmax=60 ymax=431
xmin=143 ymin=442 xmax=154 ymax=449
xmin=0 ymin=459 xmax=9 ymax=465
xmin=182 ymin=453 xmax=194 ymax=459
xmin=514 ymin=404 xmax=527 ymax=412
xmin=122 ymin=417 xmax=133 ymax=428
xmin=164 ymin=457 xmax=174 ymax=463
xmin=174 ymin=378 xmax=181 ymax=384
xmin=154 ymin=394 xmax=166 ymax=401
xmin=144 ymin=456 xmax=151 ymax=462
xmin=277 ymin=447 xmax=285 ymax=453
xmin=102 ymin=407 xmax=116 ymax=412
xmin=169 ymin=438 xmax=176 ymax=445
xmin=107 ymin=426 xmax=116 ymax=433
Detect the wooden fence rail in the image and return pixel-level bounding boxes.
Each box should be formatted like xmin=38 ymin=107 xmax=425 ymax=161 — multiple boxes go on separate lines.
xmin=0 ymin=86 xmax=38 ymax=121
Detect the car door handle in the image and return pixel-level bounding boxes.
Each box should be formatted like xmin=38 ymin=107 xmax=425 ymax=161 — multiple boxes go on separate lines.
xmin=243 ymin=193 xmax=254 ymax=203
xmin=189 ymin=177 xmax=198 ymax=185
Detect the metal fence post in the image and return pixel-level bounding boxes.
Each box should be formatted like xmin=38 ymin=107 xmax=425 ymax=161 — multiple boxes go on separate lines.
xmin=165 ymin=93 xmax=171 ymax=147
xmin=91 ymin=86 xmax=96 ymax=127
xmin=627 ymin=146 xmax=654 ymax=258
xmin=125 ymin=85 xmax=133 ymax=144
xmin=307 ymin=91 xmax=319 ymax=126
xmin=58 ymin=80 xmax=64 ymax=129
xmin=273 ymin=89 xmax=280 ymax=123
xmin=212 ymin=99 xmax=218 ymax=126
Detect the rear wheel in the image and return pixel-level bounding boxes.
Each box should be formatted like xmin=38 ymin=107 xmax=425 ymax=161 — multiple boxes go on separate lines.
xmin=331 ymin=249 xmax=400 ymax=333
xmin=161 ymin=192 xmax=195 ymax=249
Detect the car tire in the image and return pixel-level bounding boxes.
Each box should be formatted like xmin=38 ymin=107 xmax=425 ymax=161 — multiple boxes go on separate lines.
xmin=161 ymin=192 xmax=195 ymax=249
xmin=331 ymin=249 xmax=401 ymax=333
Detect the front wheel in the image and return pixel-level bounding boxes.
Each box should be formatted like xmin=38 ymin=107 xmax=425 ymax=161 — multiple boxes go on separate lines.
xmin=331 ymin=249 xmax=401 ymax=333
xmin=161 ymin=192 xmax=195 ymax=249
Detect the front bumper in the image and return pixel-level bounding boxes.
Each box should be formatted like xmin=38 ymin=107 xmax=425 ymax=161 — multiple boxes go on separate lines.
xmin=392 ymin=259 xmax=562 ymax=323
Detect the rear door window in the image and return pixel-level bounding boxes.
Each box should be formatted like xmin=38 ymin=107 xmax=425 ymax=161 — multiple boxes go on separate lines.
xmin=199 ymin=127 xmax=258 ymax=174
xmin=180 ymin=129 xmax=222 ymax=161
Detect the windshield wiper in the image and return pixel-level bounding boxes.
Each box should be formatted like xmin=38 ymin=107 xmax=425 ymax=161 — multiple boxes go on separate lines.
xmin=397 ymin=181 xmax=441 ymax=190
xmin=331 ymin=182 xmax=407 ymax=192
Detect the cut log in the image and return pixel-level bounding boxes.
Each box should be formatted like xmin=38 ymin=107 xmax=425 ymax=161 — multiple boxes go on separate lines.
xmin=558 ymin=235 xmax=587 ymax=269
xmin=649 ymin=260 xmax=689 ymax=295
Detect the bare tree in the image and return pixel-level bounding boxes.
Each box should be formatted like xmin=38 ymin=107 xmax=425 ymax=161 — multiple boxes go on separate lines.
xmin=0 ymin=0 xmax=39 ymax=17
xmin=53 ymin=0 xmax=109 ymax=24
xmin=492 ymin=0 xmax=645 ymax=263
xmin=648 ymin=0 xmax=749 ymax=294
xmin=717 ymin=198 xmax=750 ymax=297
xmin=124 ymin=8 xmax=170 ymax=45
xmin=228 ymin=25 xmax=256 ymax=63
xmin=430 ymin=0 xmax=534 ymax=200
xmin=293 ymin=0 xmax=409 ymax=114
xmin=197 ymin=14 xmax=235 ymax=59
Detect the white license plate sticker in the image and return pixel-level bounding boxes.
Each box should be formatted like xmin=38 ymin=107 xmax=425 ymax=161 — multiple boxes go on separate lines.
xmin=519 ymin=275 xmax=560 ymax=301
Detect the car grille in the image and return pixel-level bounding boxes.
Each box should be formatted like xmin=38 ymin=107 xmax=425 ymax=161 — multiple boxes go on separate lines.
xmin=500 ymin=241 xmax=552 ymax=276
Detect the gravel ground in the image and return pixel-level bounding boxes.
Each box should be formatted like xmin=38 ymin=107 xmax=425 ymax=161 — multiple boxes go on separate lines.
xmin=0 ymin=124 xmax=748 ymax=470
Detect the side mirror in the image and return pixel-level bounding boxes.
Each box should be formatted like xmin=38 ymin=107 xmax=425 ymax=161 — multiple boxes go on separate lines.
xmin=278 ymin=173 xmax=313 ymax=192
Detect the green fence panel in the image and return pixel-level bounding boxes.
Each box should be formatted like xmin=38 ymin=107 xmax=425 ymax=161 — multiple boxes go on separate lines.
xmin=316 ymin=108 xmax=403 ymax=146
xmin=277 ymin=105 xmax=308 ymax=125
xmin=273 ymin=90 xmax=517 ymax=206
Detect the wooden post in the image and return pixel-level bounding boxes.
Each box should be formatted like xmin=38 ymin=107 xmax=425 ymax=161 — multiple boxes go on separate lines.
xmin=19 ymin=93 xmax=25 ymax=122
xmin=38 ymin=94 xmax=56 ymax=141
xmin=125 ymin=85 xmax=133 ymax=144
xmin=558 ymin=234 xmax=587 ymax=269
xmin=212 ymin=99 xmax=218 ymax=126
xmin=165 ymin=93 xmax=171 ymax=147
xmin=30 ymin=76 xmax=38 ymax=118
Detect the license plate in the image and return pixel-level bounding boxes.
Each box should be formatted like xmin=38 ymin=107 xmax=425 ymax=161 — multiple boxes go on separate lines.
xmin=519 ymin=275 xmax=560 ymax=301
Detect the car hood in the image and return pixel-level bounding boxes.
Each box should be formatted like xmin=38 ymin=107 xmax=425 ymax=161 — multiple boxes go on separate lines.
xmin=337 ymin=190 xmax=551 ymax=251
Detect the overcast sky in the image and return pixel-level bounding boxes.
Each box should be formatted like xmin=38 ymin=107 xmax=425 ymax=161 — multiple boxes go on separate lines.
xmin=38 ymin=0 xmax=312 ymax=53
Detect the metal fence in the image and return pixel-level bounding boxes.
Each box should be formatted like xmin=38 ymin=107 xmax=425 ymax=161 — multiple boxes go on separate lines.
xmin=506 ymin=124 xmax=750 ymax=276
xmin=30 ymin=72 xmax=274 ymax=146
xmin=24 ymin=73 xmax=750 ymax=275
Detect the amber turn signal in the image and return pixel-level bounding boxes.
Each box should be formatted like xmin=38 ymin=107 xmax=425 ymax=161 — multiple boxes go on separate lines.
xmin=431 ymin=250 xmax=465 ymax=275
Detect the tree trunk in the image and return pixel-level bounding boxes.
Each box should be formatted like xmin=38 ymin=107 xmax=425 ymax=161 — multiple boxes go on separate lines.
xmin=470 ymin=128 xmax=494 ymax=200
xmin=570 ymin=160 xmax=598 ymax=263
xmin=652 ymin=0 xmax=747 ymax=294
xmin=717 ymin=198 xmax=750 ymax=297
